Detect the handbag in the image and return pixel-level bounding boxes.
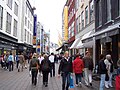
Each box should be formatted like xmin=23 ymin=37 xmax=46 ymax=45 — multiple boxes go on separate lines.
xmin=69 ymin=75 xmax=74 ymax=88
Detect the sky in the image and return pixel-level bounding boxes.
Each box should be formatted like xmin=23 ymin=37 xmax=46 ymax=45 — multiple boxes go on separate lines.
xmin=30 ymin=0 xmax=67 ymax=44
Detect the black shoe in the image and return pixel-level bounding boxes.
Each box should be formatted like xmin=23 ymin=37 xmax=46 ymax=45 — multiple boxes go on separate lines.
xmin=45 ymin=84 xmax=48 ymax=87
xmin=90 ymin=83 xmax=92 ymax=86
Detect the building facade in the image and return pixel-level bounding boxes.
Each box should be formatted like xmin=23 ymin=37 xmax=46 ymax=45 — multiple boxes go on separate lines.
xmin=95 ymin=0 xmax=120 ymax=68
xmin=0 ymin=0 xmax=34 ymax=55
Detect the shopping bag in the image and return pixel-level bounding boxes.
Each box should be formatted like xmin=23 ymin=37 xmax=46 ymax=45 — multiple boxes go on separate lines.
xmin=69 ymin=75 xmax=74 ymax=88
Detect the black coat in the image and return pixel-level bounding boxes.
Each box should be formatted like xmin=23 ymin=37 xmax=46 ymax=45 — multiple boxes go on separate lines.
xmin=58 ymin=57 xmax=73 ymax=74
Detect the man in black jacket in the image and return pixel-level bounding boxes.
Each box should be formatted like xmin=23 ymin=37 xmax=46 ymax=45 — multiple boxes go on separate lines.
xmin=58 ymin=51 xmax=73 ymax=90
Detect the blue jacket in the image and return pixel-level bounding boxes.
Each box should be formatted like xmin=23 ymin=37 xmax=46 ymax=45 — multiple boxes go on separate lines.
xmin=8 ymin=55 xmax=13 ymax=62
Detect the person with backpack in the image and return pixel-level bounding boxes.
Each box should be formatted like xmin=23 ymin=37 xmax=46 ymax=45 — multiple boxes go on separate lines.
xmin=41 ymin=54 xmax=51 ymax=87
xmin=29 ymin=53 xmax=40 ymax=86
xmin=73 ymin=53 xmax=84 ymax=87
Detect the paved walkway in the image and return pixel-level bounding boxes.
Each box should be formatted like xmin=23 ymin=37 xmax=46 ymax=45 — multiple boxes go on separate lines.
xmin=0 ymin=63 xmax=115 ymax=90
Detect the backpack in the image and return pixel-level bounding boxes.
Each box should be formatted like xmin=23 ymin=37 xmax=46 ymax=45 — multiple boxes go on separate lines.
xmin=31 ymin=59 xmax=37 ymax=67
xmin=42 ymin=60 xmax=50 ymax=71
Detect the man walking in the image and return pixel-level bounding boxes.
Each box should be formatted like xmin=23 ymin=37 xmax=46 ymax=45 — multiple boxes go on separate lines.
xmin=83 ymin=51 xmax=93 ymax=87
xmin=58 ymin=51 xmax=73 ymax=90
xmin=49 ymin=53 xmax=55 ymax=77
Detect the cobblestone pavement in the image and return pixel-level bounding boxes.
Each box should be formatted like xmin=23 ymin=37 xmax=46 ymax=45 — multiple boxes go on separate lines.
xmin=0 ymin=63 xmax=115 ymax=90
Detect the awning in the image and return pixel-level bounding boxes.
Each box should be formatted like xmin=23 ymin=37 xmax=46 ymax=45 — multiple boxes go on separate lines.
xmin=70 ymin=38 xmax=80 ymax=49
xmin=95 ymin=22 xmax=120 ymax=40
xmin=76 ymin=40 xmax=84 ymax=49
xmin=81 ymin=31 xmax=93 ymax=41
xmin=56 ymin=45 xmax=63 ymax=51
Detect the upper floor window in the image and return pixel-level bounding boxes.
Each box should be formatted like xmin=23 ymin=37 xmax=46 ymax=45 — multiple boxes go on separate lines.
xmin=76 ymin=0 xmax=79 ymax=10
xmin=25 ymin=17 xmax=27 ymax=26
xmin=14 ymin=2 xmax=18 ymax=16
xmin=98 ymin=0 xmax=102 ymax=26
xmin=85 ymin=6 xmax=89 ymax=25
xmin=26 ymin=4 xmax=27 ymax=14
xmin=106 ymin=0 xmax=111 ymax=21
xmin=24 ymin=29 xmax=26 ymax=41
xmin=76 ymin=17 xmax=79 ymax=33
xmin=0 ymin=5 xmax=3 ymax=29
xmin=81 ymin=11 xmax=84 ymax=29
xmin=7 ymin=0 xmax=13 ymax=9
xmin=13 ymin=19 xmax=17 ymax=37
xmin=6 ymin=12 xmax=12 ymax=34
xmin=90 ymin=0 xmax=94 ymax=22
xmin=118 ymin=0 xmax=120 ymax=15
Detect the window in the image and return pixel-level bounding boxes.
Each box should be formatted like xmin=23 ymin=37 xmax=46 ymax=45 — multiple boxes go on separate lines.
xmin=85 ymin=6 xmax=88 ymax=25
xmin=106 ymin=0 xmax=111 ymax=21
xmin=26 ymin=4 xmax=27 ymax=14
xmin=30 ymin=34 xmax=31 ymax=44
xmin=14 ymin=2 xmax=18 ymax=16
xmin=6 ymin=13 xmax=12 ymax=34
xmin=119 ymin=0 xmax=120 ymax=15
xmin=98 ymin=0 xmax=102 ymax=26
xmin=25 ymin=29 xmax=26 ymax=41
xmin=0 ymin=5 xmax=3 ymax=29
xmin=76 ymin=17 xmax=79 ymax=33
xmin=76 ymin=0 xmax=79 ymax=10
xmin=79 ymin=15 xmax=81 ymax=31
xmin=90 ymin=0 xmax=94 ymax=22
xmin=13 ymin=19 xmax=17 ymax=37
xmin=28 ymin=20 xmax=30 ymax=29
xmin=7 ymin=0 xmax=13 ymax=9
xmin=81 ymin=11 xmax=84 ymax=28
xmin=25 ymin=17 xmax=27 ymax=26
xmin=27 ymin=32 xmax=29 ymax=43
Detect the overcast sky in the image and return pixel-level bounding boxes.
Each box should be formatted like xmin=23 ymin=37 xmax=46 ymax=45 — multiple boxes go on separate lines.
xmin=30 ymin=0 xmax=67 ymax=44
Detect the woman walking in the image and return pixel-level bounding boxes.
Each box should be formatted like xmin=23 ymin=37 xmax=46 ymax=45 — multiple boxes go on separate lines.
xmin=29 ymin=53 xmax=39 ymax=86
xmin=73 ymin=53 xmax=84 ymax=87
xmin=41 ymin=54 xmax=51 ymax=87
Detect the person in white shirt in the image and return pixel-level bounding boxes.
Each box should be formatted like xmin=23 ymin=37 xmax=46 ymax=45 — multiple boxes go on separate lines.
xmin=38 ymin=54 xmax=44 ymax=76
xmin=49 ymin=53 xmax=55 ymax=77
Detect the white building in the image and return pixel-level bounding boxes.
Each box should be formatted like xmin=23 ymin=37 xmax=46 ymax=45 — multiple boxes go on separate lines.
xmin=0 ymin=0 xmax=34 ymax=55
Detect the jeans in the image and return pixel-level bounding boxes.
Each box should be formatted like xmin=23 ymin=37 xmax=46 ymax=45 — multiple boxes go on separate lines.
xmin=42 ymin=71 xmax=49 ymax=84
xmin=75 ymin=73 xmax=82 ymax=84
xmin=62 ymin=72 xmax=70 ymax=90
xmin=99 ymin=74 xmax=106 ymax=90
xmin=9 ymin=61 xmax=14 ymax=71
xmin=84 ymin=68 xmax=92 ymax=85
xmin=31 ymin=70 xmax=38 ymax=85
xmin=50 ymin=63 xmax=55 ymax=77
xmin=16 ymin=61 xmax=19 ymax=68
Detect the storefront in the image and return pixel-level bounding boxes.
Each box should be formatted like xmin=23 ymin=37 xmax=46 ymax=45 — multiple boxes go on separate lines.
xmin=95 ymin=28 xmax=120 ymax=68
xmin=0 ymin=32 xmax=18 ymax=55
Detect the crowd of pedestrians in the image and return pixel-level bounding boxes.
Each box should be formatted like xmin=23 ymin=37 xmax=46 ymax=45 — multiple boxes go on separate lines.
xmin=1 ymin=50 xmax=120 ymax=90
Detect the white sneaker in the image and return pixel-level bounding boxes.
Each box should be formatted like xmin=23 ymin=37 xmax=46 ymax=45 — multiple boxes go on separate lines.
xmin=75 ymin=84 xmax=79 ymax=87
xmin=109 ymin=84 xmax=113 ymax=87
xmin=105 ymin=85 xmax=109 ymax=89
xmin=79 ymin=82 xmax=82 ymax=87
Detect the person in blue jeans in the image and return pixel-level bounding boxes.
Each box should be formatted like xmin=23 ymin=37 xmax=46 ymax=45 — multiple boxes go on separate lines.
xmin=98 ymin=54 xmax=107 ymax=90
xmin=58 ymin=51 xmax=73 ymax=90
xmin=8 ymin=53 xmax=14 ymax=71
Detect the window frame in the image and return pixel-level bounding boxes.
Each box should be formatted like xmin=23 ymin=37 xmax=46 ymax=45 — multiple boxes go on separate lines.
xmin=7 ymin=0 xmax=13 ymax=9
xmin=6 ymin=12 xmax=12 ymax=34
xmin=14 ymin=2 xmax=18 ymax=16
xmin=0 ymin=5 xmax=3 ymax=29
xmin=85 ymin=6 xmax=89 ymax=25
xmin=13 ymin=19 xmax=17 ymax=37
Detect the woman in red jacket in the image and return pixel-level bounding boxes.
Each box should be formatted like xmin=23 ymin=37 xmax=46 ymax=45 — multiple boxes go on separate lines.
xmin=73 ymin=53 xmax=84 ymax=87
